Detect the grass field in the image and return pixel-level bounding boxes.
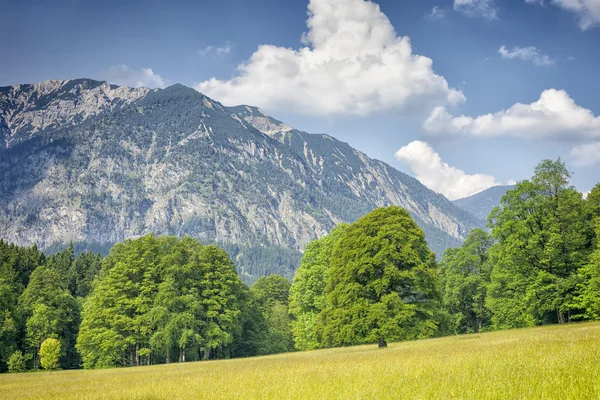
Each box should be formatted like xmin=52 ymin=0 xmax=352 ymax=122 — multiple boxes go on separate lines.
xmin=1 ymin=322 xmax=599 ymax=400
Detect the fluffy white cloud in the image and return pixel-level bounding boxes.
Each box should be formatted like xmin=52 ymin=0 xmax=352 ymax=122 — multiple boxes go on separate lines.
xmin=570 ymin=142 xmax=600 ymax=166
xmin=195 ymin=0 xmax=464 ymax=116
xmin=527 ymin=0 xmax=600 ymax=30
xmin=101 ymin=65 xmax=166 ymax=88
xmin=426 ymin=6 xmax=447 ymax=20
xmin=199 ymin=42 xmax=232 ymax=57
xmin=395 ymin=141 xmax=501 ymax=200
xmin=498 ymin=45 xmax=555 ymax=66
xmin=454 ymin=0 xmax=498 ymax=19
xmin=424 ymin=89 xmax=600 ymax=139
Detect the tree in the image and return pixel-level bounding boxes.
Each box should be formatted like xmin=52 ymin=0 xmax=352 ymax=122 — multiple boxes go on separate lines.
xmin=7 ymin=350 xmax=28 ymax=373
xmin=440 ymin=229 xmax=493 ymax=333
xmin=39 ymin=338 xmax=61 ymax=370
xmin=73 ymin=252 xmax=102 ymax=298
xmin=46 ymin=244 xmax=76 ymax=296
xmin=487 ymin=159 xmax=593 ymax=328
xmin=195 ymin=245 xmax=245 ymax=360
xmin=288 ymin=225 xmax=348 ymax=350
xmin=251 ymin=275 xmax=291 ymax=307
xmin=0 ymin=241 xmax=45 ymax=371
xmin=19 ymin=266 xmax=79 ymax=369
xmin=77 ymin=235 xmax=246 ymax=368
xmin=77 ymin=235 xmax=171 ymax=368
xmin=250 ymin=275 xmax=294 ymax=354
xmin=578 ymin=218 xmax=600 ymax=318
xmin=317 ymin=207 xmax=442 ymax=348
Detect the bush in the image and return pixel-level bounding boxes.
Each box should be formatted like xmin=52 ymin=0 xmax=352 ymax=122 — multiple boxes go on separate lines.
xmin=8 ymin=351 xmax=27 ymax=373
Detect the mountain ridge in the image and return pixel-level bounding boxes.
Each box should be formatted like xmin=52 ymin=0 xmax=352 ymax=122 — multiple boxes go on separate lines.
xmin=452 ymin=185 xmax=515 ymax=222
xmin=0 ymin=79 xmax=482 ymax=280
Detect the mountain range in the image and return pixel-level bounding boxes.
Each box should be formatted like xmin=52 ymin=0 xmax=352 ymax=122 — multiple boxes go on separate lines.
xmin=0 ymin=79 xmax=484 ymax=281
xmin=453 ymin=185 xmax=515 ymax=222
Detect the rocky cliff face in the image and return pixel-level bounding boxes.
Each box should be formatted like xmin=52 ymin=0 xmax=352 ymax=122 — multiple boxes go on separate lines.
xmin=0 ymin=79 xmax=481 ymax=281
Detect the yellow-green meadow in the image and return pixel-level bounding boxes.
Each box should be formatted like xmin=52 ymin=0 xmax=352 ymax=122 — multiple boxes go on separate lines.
xmin=2 ymin=321 xmax=599 ymax=400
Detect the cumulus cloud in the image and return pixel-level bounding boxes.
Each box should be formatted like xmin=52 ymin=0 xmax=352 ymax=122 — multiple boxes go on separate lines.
xmin=527 ymin=0 xmax=600 ymax=30
xmin=426 ymin=6 xmax=447 ymax=20
xmin=498 ymin=45 xmax=555 ymax=66
xmin=570 ymin=142 xmax=600 ymax=166
xmin=199 ymin=42 xmax=232 ymax=57
xmin=101 ymin=65 xmax=166 ymax=88
xmin=454 ymin=0 xmax=498 ymax=19
xmin=395 ymin=141 xmax=501 ymax=200
xmin=195 ymin=0 xmax=464 ymax=116
xmin=424 ymin=89 xmax=600 ymax=140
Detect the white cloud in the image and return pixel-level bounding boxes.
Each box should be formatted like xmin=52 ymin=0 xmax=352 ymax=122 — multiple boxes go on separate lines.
xmin=426 ymin=6 xmax=446 ymax=20
xmin=195 ymin=0 xmax=464 ymax=116
xmin=199 ymin=42 xmax=232 ymax=57
xmin=395 ymin=140 xmax=501 ymax=200
xmin=424 ymin=89 xmax=600 ymax=140
xmin=101 ymin=65 xmax=166 ymax=88
xmin=454 ymin=0 xmax=498 ymax=19
xmin=570 ymin=142 xmax=600 ymax=166
xmin=498 ymin=45 xmax=555 ymax=66
xmin=527 ymin=0 xmax=600 ymax=30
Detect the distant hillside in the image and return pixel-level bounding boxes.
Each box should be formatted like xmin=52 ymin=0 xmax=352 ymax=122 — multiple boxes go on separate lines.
xmin=452 ymin=185 xmax=515 ymax=222
xmin=0 ymin=79 xmax=482 ymax=281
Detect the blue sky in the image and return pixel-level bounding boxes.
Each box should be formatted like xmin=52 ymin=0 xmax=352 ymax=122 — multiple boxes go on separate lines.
xmin=1 ymin=0 xmax=599 ymax=199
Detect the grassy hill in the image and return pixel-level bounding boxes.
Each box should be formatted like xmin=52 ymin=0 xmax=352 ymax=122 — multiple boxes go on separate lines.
xmin=1 ymin=322 xmax=599 ymax=399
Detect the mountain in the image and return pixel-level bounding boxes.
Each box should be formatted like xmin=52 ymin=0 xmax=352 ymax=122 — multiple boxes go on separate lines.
xmin=452 ymin=185 xmax=515 ymax=222
xmin=0 ymin=79 xmax=482 ymax=281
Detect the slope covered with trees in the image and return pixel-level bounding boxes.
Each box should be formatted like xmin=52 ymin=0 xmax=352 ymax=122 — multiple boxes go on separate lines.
xmin=0 ymin=79 xmax=480 ymax=282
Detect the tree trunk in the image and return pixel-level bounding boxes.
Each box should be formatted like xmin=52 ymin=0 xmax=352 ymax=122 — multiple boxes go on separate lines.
xmin=135 ymin=343 xmax=140 ymax=366
xmin=166 ymin=347 xmax=170 ymax=364
xmin=378 ymin=337 xmax=387 ymax=348
xmin=203 ymin=348 xmax=210 ymax=360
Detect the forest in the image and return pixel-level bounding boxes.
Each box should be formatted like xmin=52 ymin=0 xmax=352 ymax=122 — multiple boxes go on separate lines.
xmin=1 ymin=159 xmax=599 ymax=372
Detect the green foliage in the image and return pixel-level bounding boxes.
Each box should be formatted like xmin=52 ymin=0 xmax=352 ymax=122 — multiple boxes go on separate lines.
xmin=487 ymin=159 xmax=593 ymax=328
xmin=312 ymin=207 xmax=442 ymax=347
xmin=19 ymin=266 xmax=79 ymax=369
xmin=250 ymin=275 xmax=294 ymax=354
xmin=288 ymin=225 xmax=348 ymax=350
xmin=578 ymin=219 xmax=600 ymax=319
xmin=77 ymin=235 xmax=246 ymax=368
xmin=440 ymin=229 xmax=493 ymax=333
xmin=7 ymin=350 xmax=28 ymax=373
xmin=0 ymin=241 xmax=46 ymax=372
xmin=39 ymin=338 xmax=61 ymax=370
xmin=250 ymin=275 xmax=291 ymax=307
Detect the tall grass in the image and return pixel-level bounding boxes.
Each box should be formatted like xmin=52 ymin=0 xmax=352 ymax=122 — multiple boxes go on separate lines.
xmin=1 ymin=322 xmax=599 ymax=399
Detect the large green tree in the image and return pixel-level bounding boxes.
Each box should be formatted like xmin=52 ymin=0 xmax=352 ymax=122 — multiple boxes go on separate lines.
xmin=77 ymin=235 xmax=245 ymax=368
xmin=317 ymin=207 xmax=442 ymax=348
xmin=487 ymin=159 xmax=593 ymax=328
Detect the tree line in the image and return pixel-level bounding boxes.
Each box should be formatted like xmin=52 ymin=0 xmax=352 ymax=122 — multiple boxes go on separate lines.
xmin=0 ymin=158 xmax=599 ymax=372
